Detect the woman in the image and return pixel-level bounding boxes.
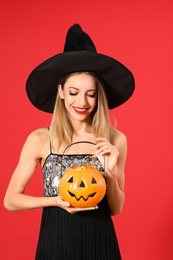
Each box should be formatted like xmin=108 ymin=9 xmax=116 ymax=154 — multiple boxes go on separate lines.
xmin=4 ymin=24 xmax=135 ymax=259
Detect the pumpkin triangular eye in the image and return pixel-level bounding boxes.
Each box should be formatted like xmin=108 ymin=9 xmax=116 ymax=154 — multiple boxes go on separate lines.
xmin=67 ymin=176 xmax=73 ymax=183
xmin=91 ymin=177 xmax=97 ymax=184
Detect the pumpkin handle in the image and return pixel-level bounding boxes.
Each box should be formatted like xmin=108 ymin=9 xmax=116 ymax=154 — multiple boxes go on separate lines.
xmin=62 ymin=141 xmax=96 ymax=155
xmin=62 ymin=141 xmax=105 ymax=171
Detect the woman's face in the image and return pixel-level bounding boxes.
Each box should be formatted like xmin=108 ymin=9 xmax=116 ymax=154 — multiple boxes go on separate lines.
xmin=58 ymin=73 xmax=97 ymax=123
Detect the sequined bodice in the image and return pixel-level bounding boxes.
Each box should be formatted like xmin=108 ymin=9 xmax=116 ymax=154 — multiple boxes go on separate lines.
xmin=42 ymin=153 xmax=105 ymax=197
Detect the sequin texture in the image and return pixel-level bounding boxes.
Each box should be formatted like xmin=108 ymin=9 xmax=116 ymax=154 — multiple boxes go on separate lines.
xmin=42 ymin=154 xmax=105 ymax=197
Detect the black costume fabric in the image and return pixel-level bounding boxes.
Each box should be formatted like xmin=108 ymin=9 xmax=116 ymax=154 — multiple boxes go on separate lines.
xmin=35 ymin=152 xmax=121 ymax=260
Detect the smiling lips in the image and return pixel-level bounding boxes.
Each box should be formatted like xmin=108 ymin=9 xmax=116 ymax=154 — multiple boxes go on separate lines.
xmin=73 ymin=106 xmax=89 ymax=114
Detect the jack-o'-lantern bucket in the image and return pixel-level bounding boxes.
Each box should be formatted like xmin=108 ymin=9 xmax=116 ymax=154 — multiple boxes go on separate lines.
xmin=59 ymin=141 xmax=106 ymax=208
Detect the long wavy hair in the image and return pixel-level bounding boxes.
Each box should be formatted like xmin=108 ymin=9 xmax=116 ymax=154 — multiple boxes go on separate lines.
xmin=50 ymin=72 xmax=113 ymax=152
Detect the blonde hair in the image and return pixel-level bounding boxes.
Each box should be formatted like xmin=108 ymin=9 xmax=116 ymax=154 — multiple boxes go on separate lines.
xmin=50 ymin=72 xmax=112 ymax=152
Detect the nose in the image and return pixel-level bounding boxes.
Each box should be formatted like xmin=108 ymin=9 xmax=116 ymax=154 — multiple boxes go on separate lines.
xmin=78 ymin=93 xmax=88 ymax=106
xmin=79 ymin=181 xmax=85 ymax=188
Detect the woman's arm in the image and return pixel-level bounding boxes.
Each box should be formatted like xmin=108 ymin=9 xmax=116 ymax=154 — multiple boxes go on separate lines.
xmin=4 ymin=128 xmax=98 ymax=213
xmin=95 ymin=130 xmax=127 ymax=216
xmin=3 ymin=129 xmax=65 ymax=211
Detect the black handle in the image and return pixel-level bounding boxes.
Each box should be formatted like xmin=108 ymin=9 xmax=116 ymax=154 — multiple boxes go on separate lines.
xmin=62 ymin=141 xmax=105 ymax=171
xmin=62 ymin=141 xmax=96 ymax=155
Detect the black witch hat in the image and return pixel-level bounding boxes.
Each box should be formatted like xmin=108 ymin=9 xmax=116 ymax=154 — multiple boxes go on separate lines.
xmin=26 ymin=24 xmax=135 ymax=113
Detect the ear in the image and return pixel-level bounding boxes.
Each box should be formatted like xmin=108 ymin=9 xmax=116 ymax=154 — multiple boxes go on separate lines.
xmin=58 ymin=84 xmax=64 ymax=99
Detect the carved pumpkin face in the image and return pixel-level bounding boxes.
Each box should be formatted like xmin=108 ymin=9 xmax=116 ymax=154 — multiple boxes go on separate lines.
xmin=59 ymin=165 xmax=106 ymax=208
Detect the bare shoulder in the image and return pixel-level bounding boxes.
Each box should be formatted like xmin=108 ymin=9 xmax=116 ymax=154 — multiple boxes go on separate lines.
xmin=25 ymin=127 xmax=48 ymax=146
xmin=110 ymin=127 xmax=127 ymax=149
xmin=22 ymin=128 xmax=49 ymax=158
xmin=27 ymin=127 xmax=49 ymax=141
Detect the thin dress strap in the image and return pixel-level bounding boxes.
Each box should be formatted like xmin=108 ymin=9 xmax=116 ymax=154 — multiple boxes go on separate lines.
xmin=48 ymin=127 xmax=52 ymax=154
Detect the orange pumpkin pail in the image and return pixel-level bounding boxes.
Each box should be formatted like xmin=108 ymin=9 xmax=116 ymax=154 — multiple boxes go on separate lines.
xmin=58 ymin=141 xmax=106 ymax=208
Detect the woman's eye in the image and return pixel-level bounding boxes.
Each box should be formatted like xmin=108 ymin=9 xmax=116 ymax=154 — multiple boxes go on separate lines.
xmin=69 ymin=91 xmax=97 ymax=98
xmin=69 ymin=92 xmax=78 ymax=96
xmin=87 ymin=93 xmax=97 ymax=98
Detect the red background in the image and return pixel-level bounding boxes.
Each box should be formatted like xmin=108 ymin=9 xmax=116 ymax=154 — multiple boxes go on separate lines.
xmin=0 ymin=0 xmax=173 ymax=259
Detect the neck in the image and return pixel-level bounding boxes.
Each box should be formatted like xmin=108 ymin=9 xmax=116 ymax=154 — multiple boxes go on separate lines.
xmin=70 ymin=121 xmax=95 ymax=143
xmin=70 ymin=117 xmax=92 ymax=132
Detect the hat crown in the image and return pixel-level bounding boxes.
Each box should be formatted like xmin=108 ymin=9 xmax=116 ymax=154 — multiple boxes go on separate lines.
xmin=64 ymin=24 xmax=97 ymax=52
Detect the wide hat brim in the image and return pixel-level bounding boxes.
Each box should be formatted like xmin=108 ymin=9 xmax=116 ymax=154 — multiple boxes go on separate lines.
xmin=26 ymin=24 xmax=135 ymax=113
xmin=26 ymin=51 xmax=134 ymax=113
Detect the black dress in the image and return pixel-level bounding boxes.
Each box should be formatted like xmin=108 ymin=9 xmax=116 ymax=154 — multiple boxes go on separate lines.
xmin=35 ymin=153 xmax=121 ymax=260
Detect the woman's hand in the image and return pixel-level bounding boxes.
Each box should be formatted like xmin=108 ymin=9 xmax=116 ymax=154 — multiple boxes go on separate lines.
xmin=95 ymin=137 xmax=119 ymax=175
xmin=55 ymin=196 xmax=98 ymax=214
xmin=94 ymin=133 xmax=127 ymax=216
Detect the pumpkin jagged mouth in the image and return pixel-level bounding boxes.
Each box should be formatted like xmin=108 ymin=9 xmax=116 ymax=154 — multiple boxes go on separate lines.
xmin=68 ymin=191 xmax=97 ymax=201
